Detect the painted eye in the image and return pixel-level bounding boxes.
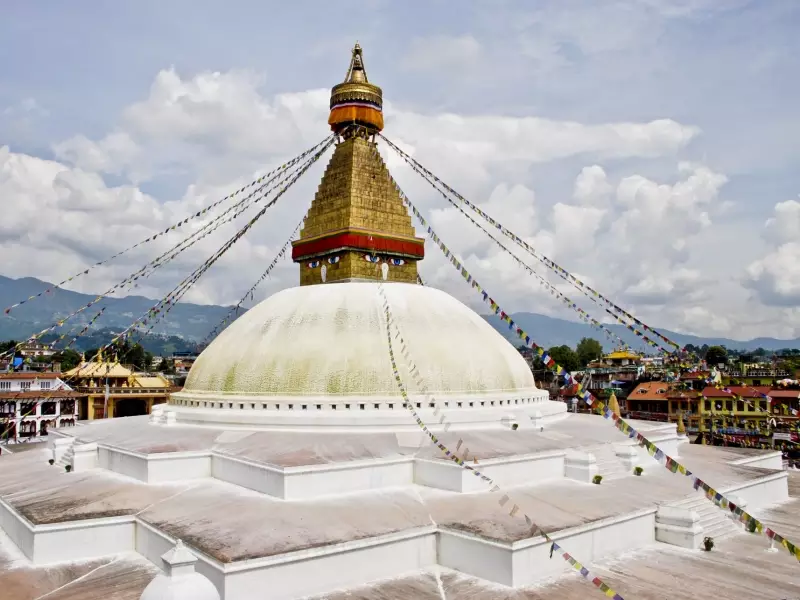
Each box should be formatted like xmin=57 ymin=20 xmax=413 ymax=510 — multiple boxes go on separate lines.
xmin=364 ymin=254 xmax=380 ymax=263
xmin=327 ymin=256 xmax=340 ymax=264
xmin=308 ymin=260 xmax=320 ymax=268
xmin=390 ymin=258 xmax=405 ymax=266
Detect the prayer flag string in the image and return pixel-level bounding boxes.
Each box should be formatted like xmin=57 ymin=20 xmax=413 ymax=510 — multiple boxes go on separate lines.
xmin=378 ymin=164 xmax=800 ymax=564
xmin=377 ymin=283 xmax=624 ymax=600
xmin=0 ymin=138 xmax=333 ymax=360
xmin=194 ymin=217 xmax=305 ymax=346
xmin=380 ymin=134 xmax=682 ymax=354
xmin=2 ymin=136 xmax=333 ymax=316
xmin=96 ymin=138 xmax=334 ymax=356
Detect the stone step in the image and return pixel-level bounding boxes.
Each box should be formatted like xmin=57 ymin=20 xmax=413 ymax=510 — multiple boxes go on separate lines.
xmin=702 ymin=520 xmax=739 ymax=540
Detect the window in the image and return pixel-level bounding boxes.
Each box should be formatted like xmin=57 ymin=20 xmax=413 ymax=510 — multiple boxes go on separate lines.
xmin=316 ymin=404 xmax=322 ymax=410
xmin=40 ymin=381 xmax=51 ymax=390
xmin=0 ymin=381 xmax=9 ymax=390
xmin=20 ymin=382 xmax=31 ymax=390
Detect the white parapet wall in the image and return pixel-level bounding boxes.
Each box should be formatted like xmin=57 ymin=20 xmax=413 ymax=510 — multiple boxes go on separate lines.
xmin=99 ymin=446 xmax=212 ymax=483
xmin=414 ymin=451 xmax=565 ymax=493
xmin=655 ymin=505 xmax=703 ymax=549
xmin=439 ymin=508 xmax=657 ymax=587
xmin=136 ymin=518 xmax=437 ymax=600
xmin=563 ymin=451 xmax=598 ymax=483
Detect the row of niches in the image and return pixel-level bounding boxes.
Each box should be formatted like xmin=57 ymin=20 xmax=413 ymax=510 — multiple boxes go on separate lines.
xmin=170 ymin=397 xmax=542 ymax=411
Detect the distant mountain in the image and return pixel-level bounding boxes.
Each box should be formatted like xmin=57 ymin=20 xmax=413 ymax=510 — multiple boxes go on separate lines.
xmin=2 ymin=275 xmax=798 ymax=354
xmin=0 ymin=275 xmax=236 ymax=348
xmin=484 ymin=311 xmax=800 ymax=353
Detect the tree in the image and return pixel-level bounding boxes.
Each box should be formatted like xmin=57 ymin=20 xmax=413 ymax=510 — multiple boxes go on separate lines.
xmin=705 ymin=345 xmax=728 ymax=367
xmin=0 ymin=340 xmax=18 ymax=354
xmin=52 ymin=348 xmax=81 ymax=371
xmin=576 ymin=338 xmax=603 ymax=367
xmin=161 ymin=357 xmax=176 ymax=375
xmin=546 ymin=345 xmax=581 ymax=374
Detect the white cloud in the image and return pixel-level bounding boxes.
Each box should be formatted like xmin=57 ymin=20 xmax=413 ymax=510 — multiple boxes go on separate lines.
xmin=54 ymin=68 xmax=331 ymax=185
xmin=764 ymin=198 xmax=800 ymax=245
xmin=746 ymin=199 xmax=800 ymax=307
xmin=2 ymin=63 xmax=794 ymax=341
xmin=402 ymin=35 xmax=482 ymax=72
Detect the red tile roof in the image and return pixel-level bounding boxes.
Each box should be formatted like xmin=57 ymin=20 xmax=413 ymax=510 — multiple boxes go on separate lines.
xmin=630 ymin=382 xmax=672 ymax=401
xmin=0 ymin=372 xmax=63 ymax=380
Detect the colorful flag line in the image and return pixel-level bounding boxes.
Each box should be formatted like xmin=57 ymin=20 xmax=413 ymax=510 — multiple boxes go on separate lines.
xmin=199 ymin=218 xmax=305 ymax=346
xmin=123 ymin=146 xmax=320 ymax=288
xmin=0 ymin=142 xmax=330 ymax=361
xmin=377 ymin=284 xmax=624 ymax=600
xmin=381 ymin=169 xmax=800 ymax=564
xmin=98 ymin=138 xmax=335 ymax=356
xmin=135 ymin=215 xmax=306 ymax=348
xmin=2 ymin=136 xmax=332 ymax=316
xmin=402 ymin=158 xmax=629 ymax=350
xmin=379 ymin=134 xmax=681 ymax=354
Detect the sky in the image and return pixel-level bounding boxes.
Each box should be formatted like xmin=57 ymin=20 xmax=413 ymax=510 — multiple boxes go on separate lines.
xmin=1 ymin=0 xmax=798 ymax=341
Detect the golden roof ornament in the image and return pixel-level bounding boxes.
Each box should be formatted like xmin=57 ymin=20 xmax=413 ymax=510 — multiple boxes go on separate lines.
xmin=677 ymin=411 xmax=686 ymax=434
xmin=608 ymin=391 xmax=621 ymax=415
xmin=329 ymin=43 xmax=384 ymax=137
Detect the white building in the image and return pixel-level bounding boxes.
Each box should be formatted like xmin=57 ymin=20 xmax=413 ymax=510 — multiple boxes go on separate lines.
xmin=0 ymin=372 xmax=79 ymax=442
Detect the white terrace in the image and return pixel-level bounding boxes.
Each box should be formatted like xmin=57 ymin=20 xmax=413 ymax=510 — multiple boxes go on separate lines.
xmin=0 ymin=413 xmax=791 ymax=599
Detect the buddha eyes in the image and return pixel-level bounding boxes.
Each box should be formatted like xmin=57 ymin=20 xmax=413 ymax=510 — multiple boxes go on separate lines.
xmin=362 ymin=254 xmax=406 ymax=265
xmin=308 ymin=260 xmax=321 ymax=268
xmin=327 ymin=256 xmax=340 ymax=264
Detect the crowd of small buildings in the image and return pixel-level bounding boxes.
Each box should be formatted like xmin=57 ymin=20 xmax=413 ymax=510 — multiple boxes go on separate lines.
xmin=534 ymin=346 xmax=800 ymax=452
xmin=0 ymin=349 xmax=196 ymax=445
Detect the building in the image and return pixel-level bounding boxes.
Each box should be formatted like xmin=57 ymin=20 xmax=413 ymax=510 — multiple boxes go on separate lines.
xmin=721 ymin=366 xmax=791 ymax=387
xmin=0 ymin=372 xmax=79 ymax=442
xmin=0 ymin=43 xmax=797 ymax=600
xmin=170 ymin=351 xmax=198 ymax=374
xmin=65 ymin=354 xmax=172 ymax=420
xmin=580 ymin=348 xmax=646 ymax=409
xmin=17 ymin=341 xmax=56 ymax=358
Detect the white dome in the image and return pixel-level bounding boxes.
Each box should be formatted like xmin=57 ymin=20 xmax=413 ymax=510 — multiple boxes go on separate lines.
xmin=169 ymin=282 xmax=563 ymax=431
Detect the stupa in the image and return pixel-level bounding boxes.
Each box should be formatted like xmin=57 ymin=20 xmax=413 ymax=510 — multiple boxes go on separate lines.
xmin=168 ymin=41 xmax=564 ymax=432
xmin=0 ymin=44 xmax=796 ymax=600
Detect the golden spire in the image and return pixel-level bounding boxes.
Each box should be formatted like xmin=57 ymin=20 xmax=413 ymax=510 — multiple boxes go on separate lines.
xmin=293 ymin=44 xmax=424 ymax=286
xmin=344 ymin=42 xmax=368 ymax=83
xmin=677 ymin=411 xmax=686 ymax=435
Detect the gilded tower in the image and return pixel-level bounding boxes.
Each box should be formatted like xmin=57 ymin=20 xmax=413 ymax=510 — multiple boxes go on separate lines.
xmin=291 ymin=44 xmax=425 ymax=285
